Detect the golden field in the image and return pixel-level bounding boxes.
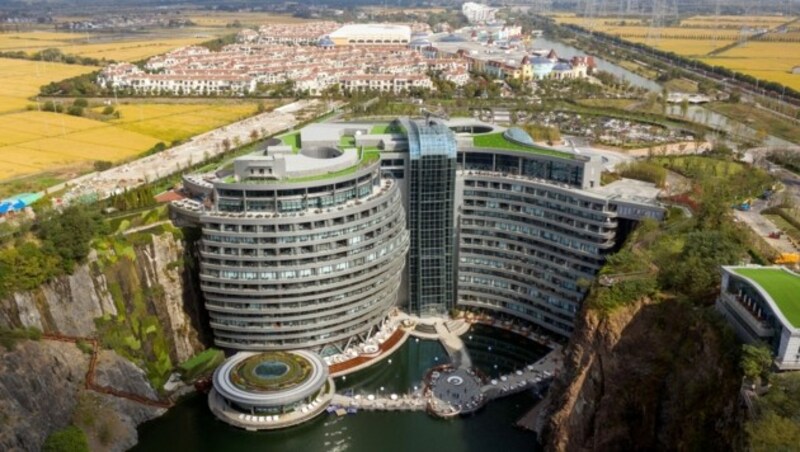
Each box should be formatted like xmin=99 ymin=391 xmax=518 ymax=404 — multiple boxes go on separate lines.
xmin=55 ymin=37 xmax=212 ymax=61
xmin=0 ymin=111 xmax=160 ymax=180
xmin=624 ymin=37 xmax=734 ymax=56
xmin=0 ymin=31 xmax=91 ymax=52
xmin=0 ymin=57 xmax=97 ymax=113
xmin=701 ymin=41 xmax=800 ymax=91
xmin=186 ymin=12 xmax=308 ymax=27
xmin=106 ymin=102 xmax=263 ymax=143
xmin=681 ymin=15 xmax=792 ymax=27
xmin=551 ymin=14 xmax=800 ymax=90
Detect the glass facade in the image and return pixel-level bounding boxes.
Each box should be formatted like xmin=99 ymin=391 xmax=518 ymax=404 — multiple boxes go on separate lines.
xmin=405 ymin=119 xmax=458 ymax=316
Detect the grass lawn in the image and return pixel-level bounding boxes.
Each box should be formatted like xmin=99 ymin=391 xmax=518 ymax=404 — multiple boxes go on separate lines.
xmin=733 ymin=267 xmax=800 ymax=328
xmin=473 ymin=132 xmax=575 ymax=159
xmin=663 ymin=78 xmax=699 ymax=93
xmin=707 ymin=102 xmax=800 ymax=145
xmin=280 ymin=131 xmax=301 ymax=152
xmin=339 ymin=135 xmax=356 ymax=148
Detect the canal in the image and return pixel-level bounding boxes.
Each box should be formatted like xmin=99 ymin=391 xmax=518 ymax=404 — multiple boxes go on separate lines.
xmin=133 ymin=325 xmax=548 ymax=452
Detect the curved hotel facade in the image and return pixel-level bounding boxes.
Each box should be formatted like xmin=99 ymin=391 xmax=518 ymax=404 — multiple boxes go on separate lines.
xmin=172 ymin=117 xmax=663 ymax=351
xmin=172 ymin=144 xmax=409 ymax=352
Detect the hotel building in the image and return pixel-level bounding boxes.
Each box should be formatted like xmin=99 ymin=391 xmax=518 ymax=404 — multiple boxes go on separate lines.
xmin=171 ymin=118 xmax=664 ymax=351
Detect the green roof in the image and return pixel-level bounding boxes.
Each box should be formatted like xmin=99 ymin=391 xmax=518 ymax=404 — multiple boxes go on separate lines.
xmin=279 ymin=131 xmax=301 ymax=153
xmin=370 ymin=123 xmax=405 ymax=135
xmin=733 ymin=267 xmax=800 ymax=328
xmin=472 ymin=132 xmax=576 ymax=160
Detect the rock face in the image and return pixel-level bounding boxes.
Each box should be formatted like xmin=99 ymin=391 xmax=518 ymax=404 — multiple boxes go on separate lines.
xmin=0 ymin=341 xmax=164 ymax=452
xmin=0 ymin=231 xmax=207 ymax=451
xmin=542 ymin=298 xmax=745 ymax=452
xmin=0 ymin=232 xmax=206 ymax=363
xmin=0 ymin=341 xmax=87 ymax=451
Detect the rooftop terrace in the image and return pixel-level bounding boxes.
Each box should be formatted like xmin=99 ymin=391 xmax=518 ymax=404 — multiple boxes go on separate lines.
xmin=732 ymin=267 xmax=800 ymax=329
xmin=472 ymin=132 xmax=577 ymax=160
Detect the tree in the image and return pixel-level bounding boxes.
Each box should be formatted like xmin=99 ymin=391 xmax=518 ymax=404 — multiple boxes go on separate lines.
xmin=42 ymin=426 xmax=89 ymax=452
xmin=747 ymin=412 xmax=800 ymax=452
xmin=741 ymin=343 xmax=773 ymax=384
xmin=37 ymin=205 xmax=104 ymax=273
xmin=660 ymin=230 xmax=744 ymax=300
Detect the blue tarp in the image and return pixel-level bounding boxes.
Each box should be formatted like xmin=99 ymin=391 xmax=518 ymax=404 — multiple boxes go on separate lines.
xmin=0 ymin=192 xmax=41 ymax=214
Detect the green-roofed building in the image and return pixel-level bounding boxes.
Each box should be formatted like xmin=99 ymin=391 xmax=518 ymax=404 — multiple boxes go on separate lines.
xmin=718 ymin=266 xmax=800 ymax=370
xmin=171 ymin=116 xmax=667 ymax=350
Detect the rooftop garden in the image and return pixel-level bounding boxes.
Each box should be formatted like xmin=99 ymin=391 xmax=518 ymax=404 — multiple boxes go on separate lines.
xmin=370 ymin=123 xmax=405 ymax=135
xmin=280 ymin=131 xmax=301 ymax=153
xmin=472 ymin=132 xmax=576 ymax=160
xmin=230 ymin=351 xmax=312 ymax=392
xmin=733 ymin=268 xmax=800 ymax=328
xmin=339 ymin=134 xmax=356 ymax=148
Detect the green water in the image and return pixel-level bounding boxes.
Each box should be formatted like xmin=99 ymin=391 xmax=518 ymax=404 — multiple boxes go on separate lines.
xmin=133 ymin=325 xmax=547 ymax=452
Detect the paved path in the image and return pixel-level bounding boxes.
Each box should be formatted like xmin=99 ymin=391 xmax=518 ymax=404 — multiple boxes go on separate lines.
xmin=60 ymin=100 xmax=338 ymax=203
xmin=482 ymin=347 xmax=562 ymax=401
xmin=330 ymin=393 xmax=426 ymax=412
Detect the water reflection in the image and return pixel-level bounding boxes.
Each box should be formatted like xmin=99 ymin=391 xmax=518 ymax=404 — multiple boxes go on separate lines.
xmin=134 ymin=326 xmax=546 ymax=452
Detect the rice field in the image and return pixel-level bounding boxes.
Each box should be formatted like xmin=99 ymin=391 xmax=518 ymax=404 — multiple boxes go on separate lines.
xmin=0 ymin=57 xmax=98 ymax=113
xmin=0 ymin=31 xmax=91 ymax=52
xmin=186 ymin=12 xmax=308 ymax=27
xmin=0 ymin=111 xmax=160 ymax=180
xmin=550 ymin=14 xmax=800 ymax=90
xmin=105 ymin=102 xmax=263 ymax=143
xmin=54 ymin=37 xmax=212 ymax=61
xmin=701 ymin=41 xmax=800 ymax=91
xmin=624 ymin=37 xmax=732 ymax=56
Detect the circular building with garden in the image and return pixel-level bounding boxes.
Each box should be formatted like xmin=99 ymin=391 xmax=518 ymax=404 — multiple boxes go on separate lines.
xmin=209 ymin=350 xmax=335 ymax=430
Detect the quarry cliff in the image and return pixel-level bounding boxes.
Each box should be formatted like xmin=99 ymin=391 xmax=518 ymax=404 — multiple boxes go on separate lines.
xmin=542 ymin=297 xmax=745 ymax=452
xmin=0 ymin=231 xmax=208 ymax=451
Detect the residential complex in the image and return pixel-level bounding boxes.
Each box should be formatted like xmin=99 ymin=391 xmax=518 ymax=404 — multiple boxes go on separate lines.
xmin=461 ymin=2 xmax=498 ymax=24
xmin=98 ymin=21 xmax=592 ymax=96
xmin=717 ymin=266 xmax=800 ymax=371
xmin=171 ymin=117 xmax=664 ymax=350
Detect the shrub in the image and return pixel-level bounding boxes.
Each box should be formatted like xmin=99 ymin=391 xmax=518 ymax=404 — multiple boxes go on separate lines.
xmin=102 ymin=106 xmax=115 ymax=115
xmin=73 ymin=98 xmax=89 ymax=108
xmin=42 ymin=426 xmax=89 ymax=452
xmin=67 ymin=106 xmax=84 ymax=117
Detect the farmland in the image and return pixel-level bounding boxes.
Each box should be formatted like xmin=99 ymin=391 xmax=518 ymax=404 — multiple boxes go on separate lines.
xmin=550 ymin=13 xmax=800 ymax=91
xmin=104 ymin=102 xmax=263 ymax=143
xmin=0 ymin=57 xmax=97 ymax=113
xmin=0 ymin=111 xmax=160 ymax=180
xmin=184 ymin=11 xmax=308 ymax=27
xmin=54 ymin=38 xmax=213 ymax=62
xmin=0 ymin=31 xmax=91 ymax=52
xmin=700 ymin=41 xmax=800 ymax=91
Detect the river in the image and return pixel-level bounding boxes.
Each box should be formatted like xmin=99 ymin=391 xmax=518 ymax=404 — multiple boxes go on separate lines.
xmin=531 ymin=37 xmax=662 ymax=92
xmin=533 ymin=36 xmax=797 ymax=146
xmin=133 ymin=324 xmax=550 ymax=452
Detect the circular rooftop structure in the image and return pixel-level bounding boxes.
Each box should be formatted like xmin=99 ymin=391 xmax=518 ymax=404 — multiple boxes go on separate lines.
xmin=210 ymin=350 xmax=334 ymax=429
xmin=503 ymin=127 xmax=535 ymax=147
